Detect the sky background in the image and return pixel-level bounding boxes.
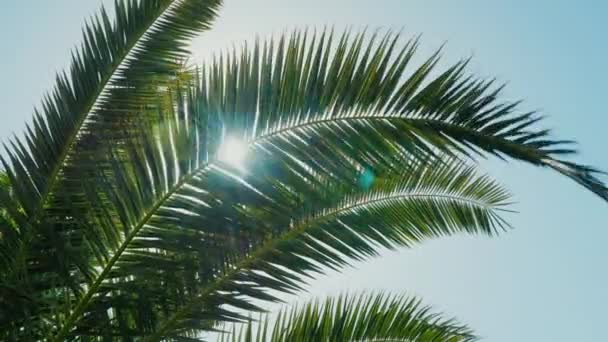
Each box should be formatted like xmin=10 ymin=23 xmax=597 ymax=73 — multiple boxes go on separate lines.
xmin=1 ymin=1 xmax=606 ymax=341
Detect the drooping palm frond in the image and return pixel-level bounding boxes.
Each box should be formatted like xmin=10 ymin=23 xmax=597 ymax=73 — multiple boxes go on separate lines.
xmin=2 ymin=0 xmax=222 ymax=218
xmin=219 ymin=292 xmax=476 ymax=342
xmin=144 ymin=158 xmax=510 ymax=340
xmin=2 ymin=0 xmax=221 ymax=279
xmin=193 ymin=29 xmax=607 ymax=201
xmin=0 ymin=0 xmax=223 ymax=339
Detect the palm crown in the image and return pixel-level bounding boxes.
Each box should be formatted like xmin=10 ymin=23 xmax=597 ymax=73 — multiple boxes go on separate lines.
xmin=0 ymin=1 xmax=605 ymax=341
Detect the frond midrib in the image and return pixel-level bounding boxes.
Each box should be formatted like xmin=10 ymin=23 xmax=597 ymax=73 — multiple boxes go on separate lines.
xmin=253 ymin=112 xmax=546 ymax=161
xmin=317 ymin=192 xmax=503 ymax=216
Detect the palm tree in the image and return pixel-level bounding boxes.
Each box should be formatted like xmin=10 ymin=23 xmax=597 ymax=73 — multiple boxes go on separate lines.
xmin=0 ymin=1 xmax=605 ymax=341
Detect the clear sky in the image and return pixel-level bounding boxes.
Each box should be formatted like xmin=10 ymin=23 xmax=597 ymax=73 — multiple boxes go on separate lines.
xmin=1 ymin=1 xmax=606 ymax=341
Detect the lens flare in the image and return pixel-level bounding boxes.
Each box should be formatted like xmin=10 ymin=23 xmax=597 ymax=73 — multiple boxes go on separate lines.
xmin=218 ymin=136 xmax=248 ymax=171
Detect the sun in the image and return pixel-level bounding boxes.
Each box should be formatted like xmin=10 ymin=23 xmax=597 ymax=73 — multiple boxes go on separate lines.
xmin=217 ymin=136 xmax=248 ymax=171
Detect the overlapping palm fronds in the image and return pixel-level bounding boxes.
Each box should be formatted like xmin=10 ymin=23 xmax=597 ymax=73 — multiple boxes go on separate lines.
xmin=0 ymin=2 xmax=605 ymax=341
xmin=56 ymin=89 xmax=510 ymax=339
xmin=0 ymin=0 xmax=223 ymax=339
xmin=3 ymin=0 xmax=222 ymax=219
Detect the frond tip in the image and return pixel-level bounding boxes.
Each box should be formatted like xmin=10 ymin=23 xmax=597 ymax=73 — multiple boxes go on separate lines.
xmin=220 ymin=292 xmax=477 ymax=342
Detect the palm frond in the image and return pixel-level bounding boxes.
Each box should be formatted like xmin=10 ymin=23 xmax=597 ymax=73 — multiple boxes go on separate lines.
xmin=2 ymin=0 xmax=222 ymax=217
xmin=145 ymin=156 xmax=510 ymax=340
xmin=194 ymin=29 xmax=607 ymax=201
xmin=1 ymin=1 xmax=223 ymax=299
xmin=56 ymin=26 xmax=604 ymax=338
xmin=220 ymin=292 xmax=476 ymax=342
xmin=0 ymin=1 xmax=223 ymax=339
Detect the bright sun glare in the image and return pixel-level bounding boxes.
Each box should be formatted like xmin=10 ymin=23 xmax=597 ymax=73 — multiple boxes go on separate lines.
xmin=217 ymin=136 xmax=248 ymax=171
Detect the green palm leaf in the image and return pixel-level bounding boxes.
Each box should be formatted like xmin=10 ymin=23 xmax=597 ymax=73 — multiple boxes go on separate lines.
xmin=2 ymin=0 xmax=221 ymax=217
xmin=220 ymin=292 xmax=476 ymax=342
xmin=0 ymin=0 xmax=223 ymax=339
xmin=144 ymin=157 xmax=509 ymax=340
xmin=194 ymin=29 xmax=607 ymax=200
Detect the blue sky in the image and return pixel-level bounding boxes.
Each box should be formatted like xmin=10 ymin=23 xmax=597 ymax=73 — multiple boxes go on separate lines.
xmin=1 ymin=1 xmax=606 ymax=341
